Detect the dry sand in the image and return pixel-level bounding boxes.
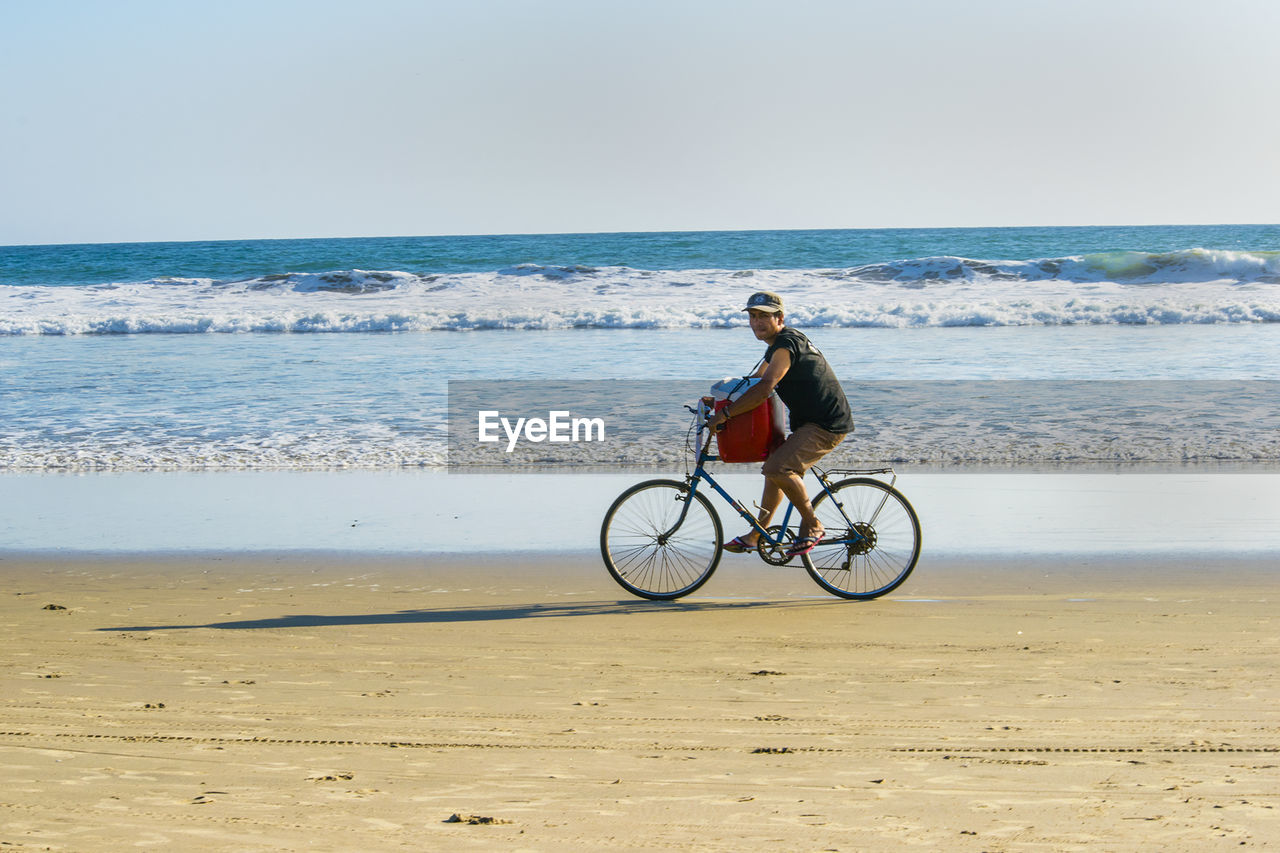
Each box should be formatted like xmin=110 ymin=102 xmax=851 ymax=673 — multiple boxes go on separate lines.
xmin=1 ymin=551 xmax=1277 ymax=851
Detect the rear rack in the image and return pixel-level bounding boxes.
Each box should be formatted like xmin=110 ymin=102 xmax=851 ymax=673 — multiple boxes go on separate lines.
xmin=815 ymin=466 xmax=898 ymax=489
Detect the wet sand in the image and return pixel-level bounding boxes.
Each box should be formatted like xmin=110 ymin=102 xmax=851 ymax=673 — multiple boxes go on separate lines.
xmin=1 ymin=552 xmax=1277 ymax=850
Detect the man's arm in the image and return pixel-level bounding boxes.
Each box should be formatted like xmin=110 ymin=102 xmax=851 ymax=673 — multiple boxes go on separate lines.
xmin=711 ymin=349 xmax=791 ymax=427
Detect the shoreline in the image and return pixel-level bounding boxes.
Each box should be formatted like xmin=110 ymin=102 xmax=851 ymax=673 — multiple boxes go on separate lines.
xmin=6 ymin=456 xmax=1278 ymax=474
xmin=3 ymin=547 xmax=1278 ymax=571
xmin=3 ymin=469 xmax=1278 ymax=557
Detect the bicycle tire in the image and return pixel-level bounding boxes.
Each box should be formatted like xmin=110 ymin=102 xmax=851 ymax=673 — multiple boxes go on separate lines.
xmin=801 ymin=477 xmax=921 ymax=600
xmin=600 ymin=479 xmax=723 ymax=600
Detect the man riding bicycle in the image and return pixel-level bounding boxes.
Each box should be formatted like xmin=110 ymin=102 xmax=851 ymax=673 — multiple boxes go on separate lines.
xmin=707 ymin=291 xmax=853 ymax=557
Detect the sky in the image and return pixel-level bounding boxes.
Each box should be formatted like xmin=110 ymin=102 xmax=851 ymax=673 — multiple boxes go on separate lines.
xmin=2 ymin=0 xmax=1278 ymax=246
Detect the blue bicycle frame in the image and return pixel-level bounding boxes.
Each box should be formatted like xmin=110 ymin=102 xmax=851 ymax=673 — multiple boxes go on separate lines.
xmin=679 ymin=408 xmax=878 ymax=557
xmin=600 ymin=404 xmax=921 ymax=600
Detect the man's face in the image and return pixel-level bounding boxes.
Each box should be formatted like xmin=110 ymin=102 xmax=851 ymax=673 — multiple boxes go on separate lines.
xmin=748 ymin=308 xmax=785 ymax=340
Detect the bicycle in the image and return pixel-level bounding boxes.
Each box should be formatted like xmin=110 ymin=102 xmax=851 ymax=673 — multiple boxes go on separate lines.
xmin=600 ymin=402 xmax=922 ymax=601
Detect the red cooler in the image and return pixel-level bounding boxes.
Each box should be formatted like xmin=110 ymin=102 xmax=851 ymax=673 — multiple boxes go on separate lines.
xmin=711 ymin=379 xmax=786 ymax=462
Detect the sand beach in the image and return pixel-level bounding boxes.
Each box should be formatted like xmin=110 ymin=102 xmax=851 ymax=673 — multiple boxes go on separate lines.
xmin=6 ymin=1 xmax=1280 ymax=848
xmin=2 ymin=551 xmax=1276 ymax=850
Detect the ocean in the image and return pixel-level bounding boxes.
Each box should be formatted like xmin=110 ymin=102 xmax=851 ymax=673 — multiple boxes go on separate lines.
xmin=3 ymin=225 xmax=1278 ymax=472
xmin=2 ymin=225 xmax=1278 ymax=555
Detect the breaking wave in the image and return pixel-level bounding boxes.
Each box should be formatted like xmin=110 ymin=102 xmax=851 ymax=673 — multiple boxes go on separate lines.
xmin=3 ymin=249 xmax=1279 ymax=335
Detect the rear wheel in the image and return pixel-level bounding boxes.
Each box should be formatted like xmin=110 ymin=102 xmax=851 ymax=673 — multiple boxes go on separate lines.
xmin=802 ymin=478 xmax=921 ymax=599
xmin=600 ymin=479 xmax=723 ymax=600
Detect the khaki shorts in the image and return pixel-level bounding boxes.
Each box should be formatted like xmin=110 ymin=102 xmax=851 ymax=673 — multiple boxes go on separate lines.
xmin=761 ymin=423 xmax=846 ymax=478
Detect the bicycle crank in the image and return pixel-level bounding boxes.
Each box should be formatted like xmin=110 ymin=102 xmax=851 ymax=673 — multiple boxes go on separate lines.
xmin=757 ymin=525 xmax=796 ymax=566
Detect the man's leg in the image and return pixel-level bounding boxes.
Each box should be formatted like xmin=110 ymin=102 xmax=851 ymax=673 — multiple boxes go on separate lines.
xmin=760 ymin=424 xmax=846 ymax=541
xmin=740 ymin=478 xmax=784 ymax=545
xmin=766 ymin=471 xmax=821 ymax=537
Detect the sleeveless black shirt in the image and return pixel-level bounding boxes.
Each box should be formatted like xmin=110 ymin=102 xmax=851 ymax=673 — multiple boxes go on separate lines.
xmin=764 ymin=328 xmax=854 ymax=434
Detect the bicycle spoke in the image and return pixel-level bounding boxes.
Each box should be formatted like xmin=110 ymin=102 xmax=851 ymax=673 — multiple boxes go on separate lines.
xmin=802 ymin=478 xmax=921 ymax=599
xmin=600 ymin=480 xmax=722 ymax=600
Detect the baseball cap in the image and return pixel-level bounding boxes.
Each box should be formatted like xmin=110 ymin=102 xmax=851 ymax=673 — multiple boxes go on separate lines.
xmin=744 ymin=291 xmax=784 ymax=313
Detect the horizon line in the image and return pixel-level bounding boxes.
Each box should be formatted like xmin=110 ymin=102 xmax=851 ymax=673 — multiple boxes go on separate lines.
xmin=4 ymin=221 xmax=1278 ymax=251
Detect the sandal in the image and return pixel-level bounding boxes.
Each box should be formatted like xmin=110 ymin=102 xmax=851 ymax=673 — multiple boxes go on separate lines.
xmin=722 ymin=535 xmax=758 ymax=553
xmin=785 ymin=533 xmax=824 ymax=557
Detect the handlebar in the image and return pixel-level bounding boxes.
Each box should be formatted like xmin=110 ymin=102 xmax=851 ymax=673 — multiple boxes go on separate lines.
xmin=690 ymin=399 xmax=725 ymax=431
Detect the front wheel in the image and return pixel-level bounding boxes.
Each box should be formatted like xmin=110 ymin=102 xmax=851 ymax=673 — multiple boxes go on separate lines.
xmin=802 ymin=478 xmax=921 ymax=600
xmin=600 ymin=479 xmax=723 ymax=600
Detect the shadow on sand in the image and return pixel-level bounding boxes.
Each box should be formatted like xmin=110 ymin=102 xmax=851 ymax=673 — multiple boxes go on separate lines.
xmin=97 ymin=596 xmax=839 ymax=632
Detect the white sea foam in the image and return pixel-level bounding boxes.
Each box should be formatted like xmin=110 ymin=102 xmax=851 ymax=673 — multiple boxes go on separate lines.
xmin=6 ymin=377 xmax=1276 ymax=472
xmin=3 ymin=249 xmax=1279 ymax=335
